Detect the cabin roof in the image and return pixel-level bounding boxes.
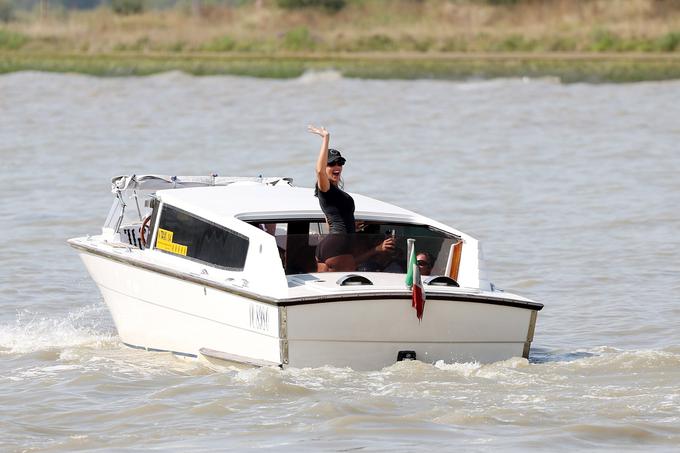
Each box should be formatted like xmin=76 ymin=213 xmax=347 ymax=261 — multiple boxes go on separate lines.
xmin=157 ymin=183 xmax=421 ymax=224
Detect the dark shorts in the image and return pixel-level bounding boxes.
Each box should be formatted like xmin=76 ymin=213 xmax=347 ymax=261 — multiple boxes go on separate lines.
xmin=316 ymin=234 xmax=353 ymax=262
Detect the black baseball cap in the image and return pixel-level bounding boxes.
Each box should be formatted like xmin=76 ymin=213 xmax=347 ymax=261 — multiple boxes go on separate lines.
xmin=327 ymin=148 xmax=346 ymax=165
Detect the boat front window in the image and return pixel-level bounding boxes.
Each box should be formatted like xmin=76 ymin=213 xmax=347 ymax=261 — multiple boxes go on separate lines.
xmin=250 ymin=220 xmax=461 ymax=276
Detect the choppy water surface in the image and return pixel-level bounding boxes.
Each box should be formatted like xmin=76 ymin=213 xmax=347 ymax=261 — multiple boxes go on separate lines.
xmin=1 ymin=71 xmax=679 ymax=451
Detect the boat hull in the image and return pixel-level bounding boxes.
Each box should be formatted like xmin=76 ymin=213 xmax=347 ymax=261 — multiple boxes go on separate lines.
xmin=285 ymin=298 xmax=536 ymax=370
xmin=78 ymin=251 xmax=283 ymax=365
xmin=77 ymin=249 xmax=539 ymax=370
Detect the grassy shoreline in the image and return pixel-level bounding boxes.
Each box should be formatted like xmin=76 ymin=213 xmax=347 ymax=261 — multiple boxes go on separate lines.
xmin=4 ymin=51 xmax=680 ymax=82
xmin=2 ymin=0 xmax=680 ymax=81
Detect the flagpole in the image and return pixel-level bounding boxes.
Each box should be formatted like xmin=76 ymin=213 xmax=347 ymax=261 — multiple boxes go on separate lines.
xmin=405 ymin=238 xmax=415 ymax=287
xmin=406 ymin=238 xmax=415 ymax=270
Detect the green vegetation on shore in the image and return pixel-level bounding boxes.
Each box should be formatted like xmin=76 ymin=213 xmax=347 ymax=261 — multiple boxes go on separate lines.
xmin=4 ymin=51 xmax=680 ymax=83
xmin=2 ymin=0 xmax=680 ymax=81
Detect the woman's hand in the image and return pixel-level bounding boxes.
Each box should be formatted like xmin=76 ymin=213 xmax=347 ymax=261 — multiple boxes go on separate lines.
xmin=313 ymin=124 xmax=331 ymax=192
xmin=308 ymin=125 xmax=329 ymax=138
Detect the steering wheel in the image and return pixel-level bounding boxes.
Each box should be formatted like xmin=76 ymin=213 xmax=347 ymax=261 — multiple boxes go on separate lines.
xmin=139 ymin=215 xmax=152 ymax=249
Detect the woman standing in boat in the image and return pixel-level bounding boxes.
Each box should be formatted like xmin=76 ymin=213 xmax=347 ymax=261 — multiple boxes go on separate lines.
xmin=309 ymin=125 xmax=394 ymax=272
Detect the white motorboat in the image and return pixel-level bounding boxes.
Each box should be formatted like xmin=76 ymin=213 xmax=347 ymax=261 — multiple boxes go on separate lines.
xmin=68 ymin=175 xmax=542 ymax=370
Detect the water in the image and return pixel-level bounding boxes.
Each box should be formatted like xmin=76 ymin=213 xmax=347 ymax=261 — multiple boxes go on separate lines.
xmin=1 ymin=71 xmax=679 ymax=451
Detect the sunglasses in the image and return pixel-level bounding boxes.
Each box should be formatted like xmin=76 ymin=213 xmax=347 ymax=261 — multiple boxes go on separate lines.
xmin=327 ymin=161 xmax=344 ymax=167
xmin=417 ymin=260 xmax=431 ymax=267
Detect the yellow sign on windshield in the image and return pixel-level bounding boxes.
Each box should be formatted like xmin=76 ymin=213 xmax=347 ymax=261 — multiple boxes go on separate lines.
xmin=156 ymin=228 xmax=188 ymax=256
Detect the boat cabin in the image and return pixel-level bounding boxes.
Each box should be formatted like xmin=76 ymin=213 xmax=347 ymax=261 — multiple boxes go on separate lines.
xmin=102 ymin=175 xmax=480 ymax=293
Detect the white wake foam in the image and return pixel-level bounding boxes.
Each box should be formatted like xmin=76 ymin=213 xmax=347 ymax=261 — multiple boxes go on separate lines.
xmin=296 ymin=69 xmax=344 ymax=84
xmin=0 ymin=304 xmax=116 ymax=354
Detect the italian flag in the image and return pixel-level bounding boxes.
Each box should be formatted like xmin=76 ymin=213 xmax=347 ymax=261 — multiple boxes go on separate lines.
xmin=405 ymin=239 xmax=426 ymax=321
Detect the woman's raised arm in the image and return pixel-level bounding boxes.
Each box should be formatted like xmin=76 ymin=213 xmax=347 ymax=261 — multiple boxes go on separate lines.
xmin=309 ymin=125 xmax=330 ymax=193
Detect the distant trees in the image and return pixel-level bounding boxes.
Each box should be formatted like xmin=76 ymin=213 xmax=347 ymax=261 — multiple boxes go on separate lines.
xmin=63 ymin=0 xmax=102 ymax=7
xmin=7 ymin=0 xmax=106 ymax=11
xmin=111 ymin=0 xmax=145 ymax=15
xmin=483 ymin=0 xmax=519 ymax=4
xmin=0 ymin=0 xmax=14 ymax=23
xmin=277 ymin=0 xmax=346 ymax=13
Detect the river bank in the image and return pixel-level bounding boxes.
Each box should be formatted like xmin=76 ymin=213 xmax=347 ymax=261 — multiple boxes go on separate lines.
xmin=3 ymin=51 xmax=680 ymax=82
xmin=2 ymin=0 xmax=679 ymax=81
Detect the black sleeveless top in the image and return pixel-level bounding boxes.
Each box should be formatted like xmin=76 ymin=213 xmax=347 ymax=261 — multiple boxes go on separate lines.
xmin=315 ymin=184 xmax=356 ymax=234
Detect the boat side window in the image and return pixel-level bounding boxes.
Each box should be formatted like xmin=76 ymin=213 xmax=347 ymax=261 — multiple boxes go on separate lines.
xmin=245 ymin=220 xmax=460 ymax=276
xmin=155 ymin=205 xmax=249 ymax=271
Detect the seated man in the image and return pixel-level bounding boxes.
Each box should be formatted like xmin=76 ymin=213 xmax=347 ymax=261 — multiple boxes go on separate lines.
xmin=416 ymin=251 xmax=434 ymax=276
xmin=354 ymin=227 xmax=404 ymax=273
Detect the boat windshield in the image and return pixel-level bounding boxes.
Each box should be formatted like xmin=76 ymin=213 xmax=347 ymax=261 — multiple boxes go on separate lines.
xmin=249 ymin=220 xmax=461 ymax=276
